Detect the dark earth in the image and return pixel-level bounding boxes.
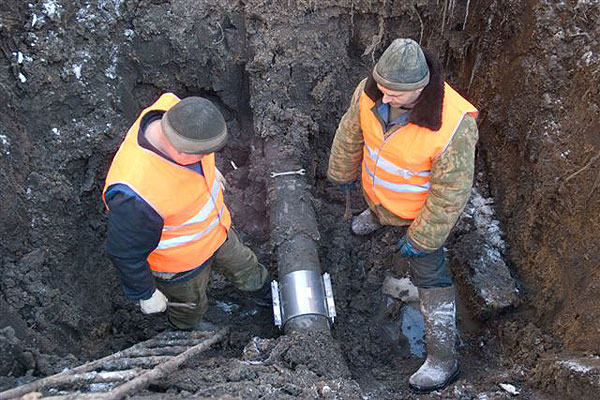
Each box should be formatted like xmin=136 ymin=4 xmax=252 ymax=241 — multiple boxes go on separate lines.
xmin=1 ymin=0 xmax=599 ymax=399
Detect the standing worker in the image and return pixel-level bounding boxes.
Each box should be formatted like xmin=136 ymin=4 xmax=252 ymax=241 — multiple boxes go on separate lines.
xmin=327 ymin=38 xmax=478 ymax=393
xmin=103 ymin=93 xmax=270 ymax=331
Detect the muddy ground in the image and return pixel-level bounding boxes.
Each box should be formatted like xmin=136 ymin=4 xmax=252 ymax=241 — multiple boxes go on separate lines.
xmin=1 ymin=0 xmax=599 ymax=399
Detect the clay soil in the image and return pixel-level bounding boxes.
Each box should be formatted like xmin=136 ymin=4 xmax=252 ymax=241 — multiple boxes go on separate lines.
xmin=1 ymin=0 xmax=599 ymax=399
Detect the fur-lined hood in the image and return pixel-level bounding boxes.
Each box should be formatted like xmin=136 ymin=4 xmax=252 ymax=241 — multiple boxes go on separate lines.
xmin=364 ymin=48 xmax=445 ymax=131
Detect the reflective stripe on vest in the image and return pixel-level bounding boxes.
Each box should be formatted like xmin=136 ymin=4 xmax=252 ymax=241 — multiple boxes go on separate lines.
xmin=103 ymin=93 xmax=231 ymax=273
xmin=364 ymin=143 xmax=431 ymax=179
xmin=360 ymin=82 xmax=478 ymax=219
xmin=157 ymin=178 xmax=224 ymax=250
xmin=161 ymin=178 xmax=220 ymax=231
xmin=157 ymin=209 xmax=222 ymax=249
xmin=363 ymin=162 xmax=431 ymax=193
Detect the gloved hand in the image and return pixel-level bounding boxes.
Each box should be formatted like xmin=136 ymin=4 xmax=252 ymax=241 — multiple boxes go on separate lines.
xmin=139 ymin=289 xmax=168 ymax=314
xmin=397 ymin=235 xmax=428 ymax=258
xmin=339 ymin=181 xmax=357 ymax=195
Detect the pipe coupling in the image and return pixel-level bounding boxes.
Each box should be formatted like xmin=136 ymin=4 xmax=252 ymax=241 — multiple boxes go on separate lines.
xmin=271 ymin=270 xmax=336 ymax=329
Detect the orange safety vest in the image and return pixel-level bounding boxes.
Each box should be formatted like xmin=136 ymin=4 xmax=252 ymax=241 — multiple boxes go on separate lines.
xmin=103 ymin=93 xmax=231 ymax=273
xmin=360 ymin=83 xmax=478 ymax=219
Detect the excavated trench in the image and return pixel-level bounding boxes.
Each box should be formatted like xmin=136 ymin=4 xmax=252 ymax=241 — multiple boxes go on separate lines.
xmin=1 ymin=0 xmax=599 ymax=398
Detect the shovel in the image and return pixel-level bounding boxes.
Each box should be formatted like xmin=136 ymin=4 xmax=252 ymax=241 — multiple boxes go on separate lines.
xmin=344 ymin=190 xmax=352 ymax=221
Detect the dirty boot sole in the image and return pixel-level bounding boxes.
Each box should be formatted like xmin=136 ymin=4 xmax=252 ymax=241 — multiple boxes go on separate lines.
xmin=408 ymin=365 xmax=460 ymax=394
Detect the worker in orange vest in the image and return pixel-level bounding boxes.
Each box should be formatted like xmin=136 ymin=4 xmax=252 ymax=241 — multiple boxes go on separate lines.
xmin=328 ymin=38 xmax=479 ymax=393
xmin=103 ymin=94 xmax=270 ymax=331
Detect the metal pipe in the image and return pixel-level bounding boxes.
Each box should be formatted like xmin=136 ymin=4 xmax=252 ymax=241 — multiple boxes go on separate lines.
xmin=271 ymin=270 xmax=336 ymax=330
xmin=265 ymin=139 xmax=334 ymax=333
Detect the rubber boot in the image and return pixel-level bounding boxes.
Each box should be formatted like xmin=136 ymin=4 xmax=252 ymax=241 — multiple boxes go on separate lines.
xmin=351 ymin=208 xmax=382 ymax=235
xmin=409 ymin=286 xmax=459 ymax=393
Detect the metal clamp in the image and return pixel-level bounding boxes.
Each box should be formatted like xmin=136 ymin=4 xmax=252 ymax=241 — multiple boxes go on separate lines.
xmin=271 ymin=270 xmax=336 ymax=329
xmin=270 ymin=168 xmax=306 ymax=178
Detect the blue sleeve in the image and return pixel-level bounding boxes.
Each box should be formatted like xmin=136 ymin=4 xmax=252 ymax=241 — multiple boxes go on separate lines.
xmin=105 ymin=184 xmax=164 ymax=300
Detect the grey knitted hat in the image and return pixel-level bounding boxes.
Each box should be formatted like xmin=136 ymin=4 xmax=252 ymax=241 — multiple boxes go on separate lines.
xmin=373 ymin=38 xmax=430 ymax=91
xmin=161 ymin=97 xmax=228 ymax=154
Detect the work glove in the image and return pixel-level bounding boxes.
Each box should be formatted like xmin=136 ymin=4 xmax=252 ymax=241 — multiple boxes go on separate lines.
xmin=139 ymin=289 xmax=168 ymax=314
xmin=396 ymin=235 xmax=428 ymax=258
xmin=339 ymin=181 xmax=357 ymax=195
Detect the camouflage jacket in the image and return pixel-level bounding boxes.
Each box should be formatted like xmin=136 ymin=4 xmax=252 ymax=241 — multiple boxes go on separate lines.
xmin=327 ymin=78 xmax=479 ymax=252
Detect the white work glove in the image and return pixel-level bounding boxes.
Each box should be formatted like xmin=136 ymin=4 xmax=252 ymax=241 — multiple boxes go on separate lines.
xmin=139 ymin=289 xmax=168 ymax=314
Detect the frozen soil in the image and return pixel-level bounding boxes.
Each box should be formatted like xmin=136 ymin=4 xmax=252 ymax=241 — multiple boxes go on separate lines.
xmin=1 ymin=0 xmax=599 ymax=399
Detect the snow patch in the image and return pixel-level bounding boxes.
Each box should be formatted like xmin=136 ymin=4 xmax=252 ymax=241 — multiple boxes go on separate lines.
xmin=463 ymin=188 xmax=506 ymax=251
xmin=542 ymin=119 xmax=563 ymax=138
xmin=42 ymin=0 xmax=62 ymax=18
xmin=105 ymin=45 xmax=119 ymax=80
xmin=0 ymin=134 xmax=10 ymax=155
xmin=68 ymin=51 xmax=91 ymax=80
xmin=577 ymin=0 xmax=600 ymax=6
xmin=98 ymin=0 xmax=123 ymax=15
xmin=18 ymin=73 xmax=27 ymax=83
xmin=499 ymin=383 xmax=521 ymax=395
xmin=581 ymin=50 xmax=594 ymax=66
xmin=50 ymin=128 xmax=60 ymax=136
xmin=72 ymin=63 xmax=82 ymax=79
xmin=89 ymin=382 xmax=114 ymax=392
xmin=558 ymin=360 xmax=594 ymax=373
xmin=75 ymin=5 xmax=92 ymax=23
xmin=27 ymin=33 xmax=39 ymax=48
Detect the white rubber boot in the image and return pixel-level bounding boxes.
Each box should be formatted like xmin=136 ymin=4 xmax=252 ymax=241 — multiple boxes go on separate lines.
xmin=351 ymin=208 xmax=382 ymax=235
xmin=409 ymin=286 xmax=459 ymax=393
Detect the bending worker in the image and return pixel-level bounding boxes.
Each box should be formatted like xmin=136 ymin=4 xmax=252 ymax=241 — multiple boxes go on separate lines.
xmin=103 ymin=93 xmax=269 ymax=331
xmin=327 ymin=38 xmax=478 ymax=393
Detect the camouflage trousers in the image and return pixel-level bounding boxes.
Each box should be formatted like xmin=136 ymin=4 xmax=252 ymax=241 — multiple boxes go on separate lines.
xmin=156 ymin=228 xmax=268 ymax=330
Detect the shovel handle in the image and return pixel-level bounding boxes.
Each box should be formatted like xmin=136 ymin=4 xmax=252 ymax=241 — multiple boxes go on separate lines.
xmin=344 ymin=190 xmax=351 ymax=221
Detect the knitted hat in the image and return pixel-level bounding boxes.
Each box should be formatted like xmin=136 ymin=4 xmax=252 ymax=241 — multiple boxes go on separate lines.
xmin=373 ymin=38 xmax=430 ymax=91
xmin=161 ymin=97 xmax=228 ymax=154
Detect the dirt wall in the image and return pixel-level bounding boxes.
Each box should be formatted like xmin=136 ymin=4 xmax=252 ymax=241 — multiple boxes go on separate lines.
xmin=464 ymin=0 xmax=600 ymax=350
